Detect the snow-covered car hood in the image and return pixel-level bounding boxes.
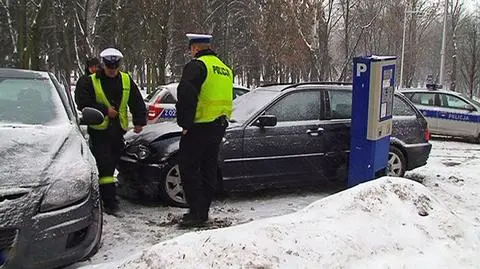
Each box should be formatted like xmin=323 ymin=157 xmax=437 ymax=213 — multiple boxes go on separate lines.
xmin=125 ymin=121 xmax=182 ymax=144
xmin=0 ymin=124 xmax=92 ymax=188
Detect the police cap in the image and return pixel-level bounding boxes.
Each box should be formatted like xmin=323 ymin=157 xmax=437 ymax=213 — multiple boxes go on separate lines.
xmin=100 ymin=48 xmax=123 ymax=68
xmin=100 ymin=48 xmax=123 ymax=62
xmin=186 ymin=33 xmax=212 ymax=47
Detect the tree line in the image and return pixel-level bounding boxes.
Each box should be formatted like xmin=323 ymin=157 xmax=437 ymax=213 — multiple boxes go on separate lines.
xmin=1 ymin=0 xmax=479 ymax=97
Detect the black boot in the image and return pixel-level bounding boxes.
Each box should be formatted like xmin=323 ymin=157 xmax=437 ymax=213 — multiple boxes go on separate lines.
xmin=100 ymin=183 xmax=123 ymax=217
xmin=179 ymin=210 xmax=207 ymax=228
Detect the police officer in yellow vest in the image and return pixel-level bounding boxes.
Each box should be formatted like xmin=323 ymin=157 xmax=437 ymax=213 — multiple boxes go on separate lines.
xmin=176 ymin=33 xmax=233 ymax=227
xmin=75 ymin=48 xmax=147 ymax=216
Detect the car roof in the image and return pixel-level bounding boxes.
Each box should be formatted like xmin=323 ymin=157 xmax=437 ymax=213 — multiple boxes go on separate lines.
xmin=255 ymin=82 xmax=357 ymax=93
xmin=259 ymin=82 xmax=351 ymax=89
xmin=400 ymin=88 xmax=460 ymax=95
xmin=254 ymin=82 xmax=408 ymax=98
xmin=0 ymin=68 xmax=50 ymax=79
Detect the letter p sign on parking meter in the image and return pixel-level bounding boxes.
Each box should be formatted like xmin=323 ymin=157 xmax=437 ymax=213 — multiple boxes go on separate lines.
xmin=348 ymin=55 xmax=397 ymax=187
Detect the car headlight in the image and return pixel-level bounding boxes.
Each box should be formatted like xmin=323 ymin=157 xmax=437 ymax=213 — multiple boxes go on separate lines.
xmin=126 ymin=144 xmax=151 ymax=160
xmin=138 ymin=145 xmax=150 ymax=160
xmin=40 ymin=177 xmax=90 ymax=212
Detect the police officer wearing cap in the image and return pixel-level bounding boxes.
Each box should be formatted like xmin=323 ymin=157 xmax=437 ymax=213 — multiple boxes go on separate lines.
xmin=75 ymin=48 xmax=147 ymax=216
xmin=176 ymin=33 xmax=233 ymax=227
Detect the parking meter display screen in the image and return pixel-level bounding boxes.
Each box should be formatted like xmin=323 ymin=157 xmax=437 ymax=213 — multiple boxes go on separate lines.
xmin=380 ymin=66 xmax=395 ymax=121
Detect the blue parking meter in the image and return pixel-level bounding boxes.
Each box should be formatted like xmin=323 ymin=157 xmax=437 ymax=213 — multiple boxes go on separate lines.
xmin=348 ymin=56 xmax=397 ymax=187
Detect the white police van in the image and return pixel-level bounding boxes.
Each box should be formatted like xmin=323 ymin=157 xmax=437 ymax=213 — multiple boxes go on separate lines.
xmin=401 ymin=88 xmax=480 ymax=141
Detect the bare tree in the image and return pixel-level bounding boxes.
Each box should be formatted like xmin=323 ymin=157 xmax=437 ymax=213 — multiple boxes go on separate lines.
xmin=459 ymin=11 xmax=480 ymax=98
xmin=0 ymin=0 xmax=463 ymax=95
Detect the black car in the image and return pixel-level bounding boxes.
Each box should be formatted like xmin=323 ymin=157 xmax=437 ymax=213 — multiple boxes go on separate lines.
xmin=0 ymin=68 xmax=104 ymax=269
xmin=117 ymin=82 xmax=432 ymax=207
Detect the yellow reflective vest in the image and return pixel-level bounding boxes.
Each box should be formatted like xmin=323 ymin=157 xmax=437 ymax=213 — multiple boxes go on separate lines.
xmin=89 ymin=72 xmax=130 ymax=130
xmin=194 ymin=55 xmax=233 ymax=123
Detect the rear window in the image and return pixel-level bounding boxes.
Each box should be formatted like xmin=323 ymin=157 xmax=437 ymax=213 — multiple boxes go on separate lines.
xmin=327 ymin=91 xmax=417 ymax=118
xmin=393 ymin=96 xmax=416 ymax=116
xmin=161 ymin=92 xmax=176 ymax=104
xmin=0 ymin=77 xmax=68 ymax=125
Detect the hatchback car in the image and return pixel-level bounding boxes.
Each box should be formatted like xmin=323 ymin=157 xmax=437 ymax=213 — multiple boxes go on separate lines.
xmin=146 ymin=83 xmax=250 ymax=124
xmin=117 ymin=82 xmax=432 ymax=207
xmin=401 ymin=88 xmax=480 ymax=142
xmin=0 ymin=68 xmax=104 ymax=269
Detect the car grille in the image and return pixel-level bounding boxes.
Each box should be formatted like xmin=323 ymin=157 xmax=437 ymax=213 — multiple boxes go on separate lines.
xmin=0 ymin=229 xmax=17 ymax=267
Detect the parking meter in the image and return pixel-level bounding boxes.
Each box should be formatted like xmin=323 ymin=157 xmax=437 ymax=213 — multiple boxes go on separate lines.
xmin=348 ymin=55 xmax=397 ymax=187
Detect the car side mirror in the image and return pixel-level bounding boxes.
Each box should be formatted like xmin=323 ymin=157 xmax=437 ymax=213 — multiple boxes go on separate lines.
xmin=466 ymin=104 xmax=477 ymax=112
xmin=79 ymin=107 xmax=104 ymax=125
xmin=254 ymin=115 xmax=277 ymax=127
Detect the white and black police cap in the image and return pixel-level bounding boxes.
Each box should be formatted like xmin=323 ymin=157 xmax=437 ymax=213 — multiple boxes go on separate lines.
xmin=100 ymin=48 xmax=124 ymax=63
xmin=186 ymin=33 xmax=212 ymax=47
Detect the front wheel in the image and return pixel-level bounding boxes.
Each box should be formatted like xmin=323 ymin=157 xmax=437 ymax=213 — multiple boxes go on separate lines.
xmin=159 ymin=160 xmax=188 ymax=207
xmin=388 ymin=146 xmax=406 ymax=177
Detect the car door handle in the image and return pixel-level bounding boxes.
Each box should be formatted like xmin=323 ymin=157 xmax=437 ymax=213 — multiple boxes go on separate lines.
xmin=306 ymin=128 xmax=324 ymax=136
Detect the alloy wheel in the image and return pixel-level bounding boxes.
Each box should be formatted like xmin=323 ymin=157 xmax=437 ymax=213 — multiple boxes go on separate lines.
xmin=388 ymin=151 xmax=404 ymax=177
xmin=165 ymin=164 xmax=186 ymax=205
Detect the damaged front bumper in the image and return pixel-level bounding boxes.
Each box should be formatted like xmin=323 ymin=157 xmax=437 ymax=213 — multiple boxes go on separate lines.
xmin=116 ymin=156 xmax=169 ymax=201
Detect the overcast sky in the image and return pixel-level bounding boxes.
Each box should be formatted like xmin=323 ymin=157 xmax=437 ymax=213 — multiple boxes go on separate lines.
xmin=464 ymin=0 xmax=478 ymax=11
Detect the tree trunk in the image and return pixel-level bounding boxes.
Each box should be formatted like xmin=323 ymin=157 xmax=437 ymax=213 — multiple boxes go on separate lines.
xmin=16 ymin=0 xmax=27 ymax=68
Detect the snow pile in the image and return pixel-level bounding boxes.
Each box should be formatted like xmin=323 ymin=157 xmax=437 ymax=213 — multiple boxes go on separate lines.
xmin=102 ymin=177 xmax=480 ymax=269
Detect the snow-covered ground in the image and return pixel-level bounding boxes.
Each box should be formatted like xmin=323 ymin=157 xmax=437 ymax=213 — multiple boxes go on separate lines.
xmin=70 ymin=139 xmax=480 ymax=269
xmin=68 ymin=185 xmax=341 ymax=268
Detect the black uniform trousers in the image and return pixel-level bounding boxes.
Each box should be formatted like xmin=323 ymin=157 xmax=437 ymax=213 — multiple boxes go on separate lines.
xmin=88 ymin=125 xmax=125 ymax=210
xmin=178 ymin=117 xmax=227 ymax=220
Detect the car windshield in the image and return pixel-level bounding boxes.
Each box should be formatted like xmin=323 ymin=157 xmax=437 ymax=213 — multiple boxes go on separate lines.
xmin=230 ymin=88 xmax=280 ymax=123
xmin=460 ymin=94 xmax=480 ymax=108
xmin=0 ymin=76 xmax=68 ymax=125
